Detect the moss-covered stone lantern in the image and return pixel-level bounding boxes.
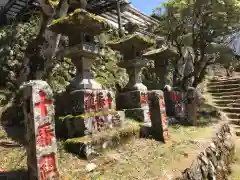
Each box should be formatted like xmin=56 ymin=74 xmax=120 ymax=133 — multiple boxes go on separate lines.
xmin=107 ymin=22 xmax=155 ymax=123
xmin=49 ymin=8 xmax=111 ymax=90
xmin=50 ymin=5 xmax=128 ymax=155
xmin=143 ymin=45 xmax=178 ymax=89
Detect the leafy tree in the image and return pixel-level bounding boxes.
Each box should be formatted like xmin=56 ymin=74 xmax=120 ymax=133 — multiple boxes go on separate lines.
xmin=152 ymin=0 xmax=240 ymax=89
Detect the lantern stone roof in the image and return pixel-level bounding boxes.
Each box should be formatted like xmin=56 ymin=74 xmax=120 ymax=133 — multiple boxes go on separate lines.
xmin=107 ymin=33 xmax=155 ymax=53
xmin=143 ymin=45 xmax=178 ymax=60
xmin=49 ymin=9 xmax=111 ymax=36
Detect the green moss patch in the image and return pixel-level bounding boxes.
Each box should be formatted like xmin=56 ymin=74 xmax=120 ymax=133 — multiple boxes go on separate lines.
xmin=64 ymin=122 xmax=140 ymax=159
xmin=107 ymin=34 xmax=155 ymax=53
xmin=49 ymin=9 xmax=111 ymax=36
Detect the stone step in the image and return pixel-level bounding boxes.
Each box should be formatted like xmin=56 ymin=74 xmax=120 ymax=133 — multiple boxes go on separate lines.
xmin=214 ymin=95 xmax=240 ymax=100
xmin=213 ymin=99 xmax=237 ymax=106
xmin=228 ymin=119 xmax=240 ymax=126
xmin=210 ymin=91 xmax=240 ymax=97
xmin=218 ymin=107 xmax=240 ymax=113
xmin=208 ymin=79 xmax=240 ymax=86
xmin=225 ymin=113 xmax=240 ymax=119
xmin=207 ymin=87 xmax=240 ymax=93
xmin=64 ymin=121 xmax=142 ymax=160
xmin=230 ymin=103 xmax=240 ymax=108
xmin=209 ymin=77 xmax=238 ymax=82
xmin=208 ymin=84 xmax=240 ymax=90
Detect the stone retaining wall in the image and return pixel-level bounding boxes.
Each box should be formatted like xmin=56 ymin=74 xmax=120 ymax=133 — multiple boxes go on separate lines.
xmin=180 ymin=123 xmax=235 ymax=180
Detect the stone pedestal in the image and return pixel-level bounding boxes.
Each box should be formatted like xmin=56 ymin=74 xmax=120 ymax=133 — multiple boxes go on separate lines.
xmin=117 ymin=90 xmax=150 ymax=123
xmin=187 ymin=87 xmax=197 ymax=126
xmin=148 ymin=90 xmax=169 ymax=142
xmin=63 ymin=89 xmax=125 ymax=137
xmin=22 ymin=80 xmax=59 ymax=180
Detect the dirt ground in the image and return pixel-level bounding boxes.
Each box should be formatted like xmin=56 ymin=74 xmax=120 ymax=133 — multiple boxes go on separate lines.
xmin=0 ymin=118 xmax=218 ymax=180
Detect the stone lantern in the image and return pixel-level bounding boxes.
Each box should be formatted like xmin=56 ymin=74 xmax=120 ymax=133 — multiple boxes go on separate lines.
xmin=49 ymin=8 xmax=124 ymax=138
xmin=143 ymin=45 xmax=178 ymax=89
xmin=107 ymin=22 xmax=155 ymax=123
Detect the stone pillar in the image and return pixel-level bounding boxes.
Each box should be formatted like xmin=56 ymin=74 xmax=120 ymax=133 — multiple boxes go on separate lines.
xmin=155 ymin=59 xmax=167 ymax=90
xmin=148 ymin=90 xmax=169 ymax=142
xmin=69 ymin=56 xmax=102 ymax=90
xmin=22 ymin=80 xmax=59 ymax=180
xmin=123 ymin=59 xmax=147 ymax=91
xmin=186 ymin=87 xmax=197 ymax=126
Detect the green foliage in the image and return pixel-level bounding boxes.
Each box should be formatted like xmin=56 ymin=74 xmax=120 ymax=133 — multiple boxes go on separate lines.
xmin=0 ymin=16 xmax=39 ymax=89
xmin=92 ymin=47 xmax=128 ymax=91
xmin=152 ymin=0 xmax=240 ymax=87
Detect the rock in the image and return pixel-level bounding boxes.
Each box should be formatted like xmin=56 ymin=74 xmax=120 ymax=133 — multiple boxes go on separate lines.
xmin=85 ymin=163 xmax=97 ymax=172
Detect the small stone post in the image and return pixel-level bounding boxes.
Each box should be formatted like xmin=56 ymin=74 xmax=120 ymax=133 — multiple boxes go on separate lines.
xmin=187 ymin=87 xmax=197 ymax=126
xmin=22 ymin=80 xmax=58 ymax=180
xmin=148 ymin=90 xmax=168 ymax=142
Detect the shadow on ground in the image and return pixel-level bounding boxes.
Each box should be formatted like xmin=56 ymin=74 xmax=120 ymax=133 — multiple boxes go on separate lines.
xmin=0 ymin=91 xmax=26 ymax=145
xmin=0 ymin=169 xmax=27 ymax=180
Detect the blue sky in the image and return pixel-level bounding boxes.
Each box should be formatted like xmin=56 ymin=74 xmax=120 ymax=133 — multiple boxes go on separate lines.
xmin=131 ymin=0 xmax=166 ymax=15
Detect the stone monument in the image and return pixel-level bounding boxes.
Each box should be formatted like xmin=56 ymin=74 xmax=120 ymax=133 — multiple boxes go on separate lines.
xmin=49 ymin=7 xmax=123 ymax=137
xmin=107 ymin=22 xmax=154 ymax=123
xmin=49 ymin=3 xmax=139 ymax=159
xmin=22 ymin=80 xmax=58 ymax=180
xmin=143 ymin=45 xmax=178 ymax=141
xmin=143 ymin=45 xmax=178 ymax=90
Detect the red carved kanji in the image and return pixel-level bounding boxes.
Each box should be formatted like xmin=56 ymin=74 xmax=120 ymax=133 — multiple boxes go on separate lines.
xmin=96 ymin=92 xmax=105 ymax=110
xmin=159 ymin=96 xmax=165 ymax=109
xmin=140 ymin=93 xmax=148 ymax=105
xmin=106 ymin=93 xmax=112 ymax=109
xmin=39 ymin=153 xmax=58 ymax=180
xmin=84 ymin=92 xmax=96 ymax=111
xmin=35 ymin=90 xmax=52 ymax=117
xmin=37 ymin=123 xmax=54 ymax=147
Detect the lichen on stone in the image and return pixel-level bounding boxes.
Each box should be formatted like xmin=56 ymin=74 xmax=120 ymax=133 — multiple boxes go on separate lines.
xmin=48 ymin=0 xmax=59 ymax=7
xmin=49 ymin=9 xmax=111 ymax=35
xmin=107 ymin=34 xmax=155 ymax=47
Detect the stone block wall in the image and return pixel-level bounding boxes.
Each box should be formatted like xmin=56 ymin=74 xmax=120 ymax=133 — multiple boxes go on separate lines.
xmin=180 ymin=124 xmax=235 ymax=180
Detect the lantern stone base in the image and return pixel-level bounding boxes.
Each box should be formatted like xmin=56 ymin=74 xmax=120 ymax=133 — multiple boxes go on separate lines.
xmin=63 ymin=89 xmax=116 ymax=115
xmin=64 ymin=122 xmax=140 ymax=160
xmin=124 ymin=108 xmax=150 ymax=123
xmin=148 ymin=90 xmax=169 ymax=142
xmin=116 ymin=90 xmax=150 ymax=123
xmin=63 ymin=110 xmax=125 ymax=138
xmin=117 ymin=90 xmax=149 ymax=109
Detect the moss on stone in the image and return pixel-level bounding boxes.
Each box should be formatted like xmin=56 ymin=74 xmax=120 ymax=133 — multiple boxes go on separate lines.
xmin=50 ymin=9 xmax=111 ymax=35
xmin=107 ymin=34 xmax=155 ymax=47
xmin=48 ymin=0 xmax=59 ymax=7
xmin=65 ymin=136 xmax=92 ymax=144
xmin=58 ymin=109 xmax=117 ymax=120
xmin=63 ymin=122 xmax=140 ymax=150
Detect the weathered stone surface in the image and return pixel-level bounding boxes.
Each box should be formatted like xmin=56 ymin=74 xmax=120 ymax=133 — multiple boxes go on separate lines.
xmin=117 ymin=90 xmax=150 ymax=123
xmin=61 ymin=89 xmax=122 ymax=138
xmin=124 ymin=108 xmax=150 ymax=123
xmin=64 ymin=111 xmax=124 ymax=138
xmin=148 ymin=90 xmax=169 ymax=142
xmin=22 ymin=80 xmax=59 ymax=180
xmin=117 ymin=90 xmax=148 ymax=109
xmin=64 ymin=123 xmax=140 ymax=160
xmin=180 ymin=123 xmax=235 ymax=180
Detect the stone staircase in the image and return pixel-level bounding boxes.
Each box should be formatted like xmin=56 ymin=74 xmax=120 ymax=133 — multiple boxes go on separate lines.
xmin=207 ymin=73 xmax=240 ymax=134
